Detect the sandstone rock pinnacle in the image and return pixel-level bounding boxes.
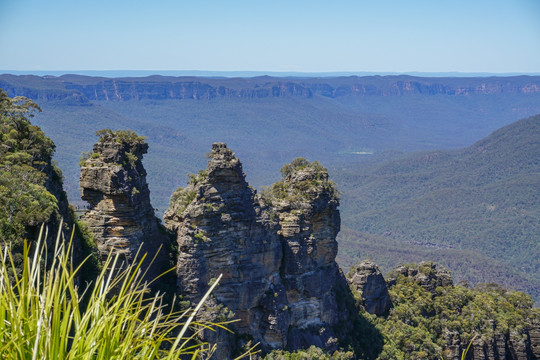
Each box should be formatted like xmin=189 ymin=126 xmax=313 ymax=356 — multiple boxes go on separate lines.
xmin=164 ymin=142 xmax=285 ymax=357
xmin=165 ymin=148 xmax=351 ymax=356
xmin=79 ymin=129 xmax=168 ymax=276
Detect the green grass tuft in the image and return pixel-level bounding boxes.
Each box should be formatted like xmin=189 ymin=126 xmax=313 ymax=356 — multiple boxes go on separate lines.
xmin=0 ymin=224 xmax=245 ymax=359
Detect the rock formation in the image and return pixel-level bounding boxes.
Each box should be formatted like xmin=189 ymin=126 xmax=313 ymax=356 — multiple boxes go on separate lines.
xmin=79 ymin=130 xmax=168 ymax=276
xmin=387 ymin=261 xmax=454 ymax=294
xmin=164 ymin=142 xmax=284 ymax=358
xmin=347 ymin=260 xmax=391 ymax=316
xmin=269 ymin=157 xmax=346 ymax=350
xmin=164 ymin=145 xmax=349 ymax=357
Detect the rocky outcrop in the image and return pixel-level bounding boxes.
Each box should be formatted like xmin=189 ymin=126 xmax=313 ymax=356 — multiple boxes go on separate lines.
xmin=387 ymin=262 xmax=540 ymax=360
xmin=346 ymin=260 xmax=391 ymax=316
xmin=530 ymin=319 xmax=540 ymax=358
xmin=79 ymin=130 xmax=168 ymax=276
xmin=164 ymin=145 xmax=349 ymax=357
xmin=461 ymin=331 xmax=536 ymax=360
xmin=387 ymin=261 xmax=453 ymax=294
xmin=269 ymin=157 xmax=346 ymax=350
xmin=164 ymin=142 xmax=284 ymax=358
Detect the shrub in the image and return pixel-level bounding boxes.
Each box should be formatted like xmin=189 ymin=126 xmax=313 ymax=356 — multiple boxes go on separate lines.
xmin=0 ymin=224 xmax=235 ymax=359
xmin=95 ymin=129 xmax=146 ymax=145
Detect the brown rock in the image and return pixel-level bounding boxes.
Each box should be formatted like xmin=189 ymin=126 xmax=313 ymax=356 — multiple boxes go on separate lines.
xmin=165 ymin=143 xmax=286 ymax=357
xmin=165 ymin=150 xmax=349 ymax=356
xmin=347 ymin=260 xmax=391 ymax=316
xmin=79 ymin=130 xmax=168 ymax=278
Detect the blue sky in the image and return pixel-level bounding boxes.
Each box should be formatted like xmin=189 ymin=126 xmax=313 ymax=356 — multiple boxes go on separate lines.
xmin=1 ymin=0 xmax=539 ymax=73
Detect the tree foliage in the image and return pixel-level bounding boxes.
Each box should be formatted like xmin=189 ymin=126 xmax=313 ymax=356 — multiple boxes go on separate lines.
xmin=264 ymin=346 xmax=354 ymax=360
xmin=95 ymin=128 xmax=146 ymax=145
xmin=356 ymin=264 xmax=539 ymax=360
xmin=0 ymin=89 xmax=58 ymax=243
xmin=261 ymin=158 xmax=339 ymax=205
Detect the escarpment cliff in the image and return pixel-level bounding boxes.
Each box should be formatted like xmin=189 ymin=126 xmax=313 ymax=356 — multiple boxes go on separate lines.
xmin=79 ymin=130 xmax=169 ymax=276
xmin=2 ymin=74 xmax=540 ymax=103
xmin=164 ymin=144 xmax=350 ymax=356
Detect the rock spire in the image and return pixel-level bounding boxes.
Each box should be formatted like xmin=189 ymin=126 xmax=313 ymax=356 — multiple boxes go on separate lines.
xmin=164 ymin=144 xmax=350 ymax=356
xmin=79 ymin=129 xmax=168 ymax=276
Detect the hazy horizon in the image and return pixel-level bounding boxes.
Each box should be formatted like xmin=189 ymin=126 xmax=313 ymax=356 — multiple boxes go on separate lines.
xmin=2 ymin=70 xmax=540 ymax=79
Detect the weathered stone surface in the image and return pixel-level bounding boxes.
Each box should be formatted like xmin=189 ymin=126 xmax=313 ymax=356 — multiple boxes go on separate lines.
xmin=165 ymin=147 xmax=349 ymax=356
xmin=508 ymin=330 xmax=530 ymax=360
xmin=270 ymin=158 xmax=346 ymax=351
xmin=529 ymin=318 xmax=540 ymax=358
xmin=462 ymin=327 xmax=539 ymax=360
xmin=79 ymin=131 xmax=168 ymax=276
xmin=164 ymin=143 xmax=285 ymax=357
xmin=347 ymin=260 xmax=391 ymax=316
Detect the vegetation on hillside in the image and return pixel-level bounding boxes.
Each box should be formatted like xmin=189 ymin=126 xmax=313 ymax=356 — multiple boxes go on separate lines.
xmin=333 ymin=115 xmax=540 ymax=303
xmin=354 ymin=263 xmax=538 ymax=359
xmin=271 ymin=263 xmax=539 ymax=359
xmin=0 ymin=89 xmax=59 ymax=245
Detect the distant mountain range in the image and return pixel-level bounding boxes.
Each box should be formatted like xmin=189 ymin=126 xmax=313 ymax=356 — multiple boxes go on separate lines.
xmin=1 ymin=73 xmax=539 ymax=302
xmin=2 ymin=73 xmax=540 ymax=101
xmin=334 ymin=115 xmax=540 ymax=303
xmin=1 ymin=73 xmax=540 ymax=209
xmin=3 ymin=70 xmax=540 ymax=78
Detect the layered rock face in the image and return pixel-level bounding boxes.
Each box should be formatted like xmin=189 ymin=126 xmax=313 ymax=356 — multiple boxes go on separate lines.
xmin=270 ymin=158 xmax=346 ymax=350
xmin=462 ymin=328 xmax=537 ymax=360
xmin=79 ymin=130 xmax=167 ymax=273
xmin=164 ymin=145 xmax=348 ymax=356
xmin=347 ymin=260 xmax=391 ymax=316
xmin=164 ymin=143 xmax=284 ymax=356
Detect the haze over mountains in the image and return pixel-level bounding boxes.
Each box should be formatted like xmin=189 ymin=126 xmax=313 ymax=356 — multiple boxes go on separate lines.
xmin=1 ymin=73 xmax=539 ymax=302
xmin=4 ymin=70 xmax=540 ymax=78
